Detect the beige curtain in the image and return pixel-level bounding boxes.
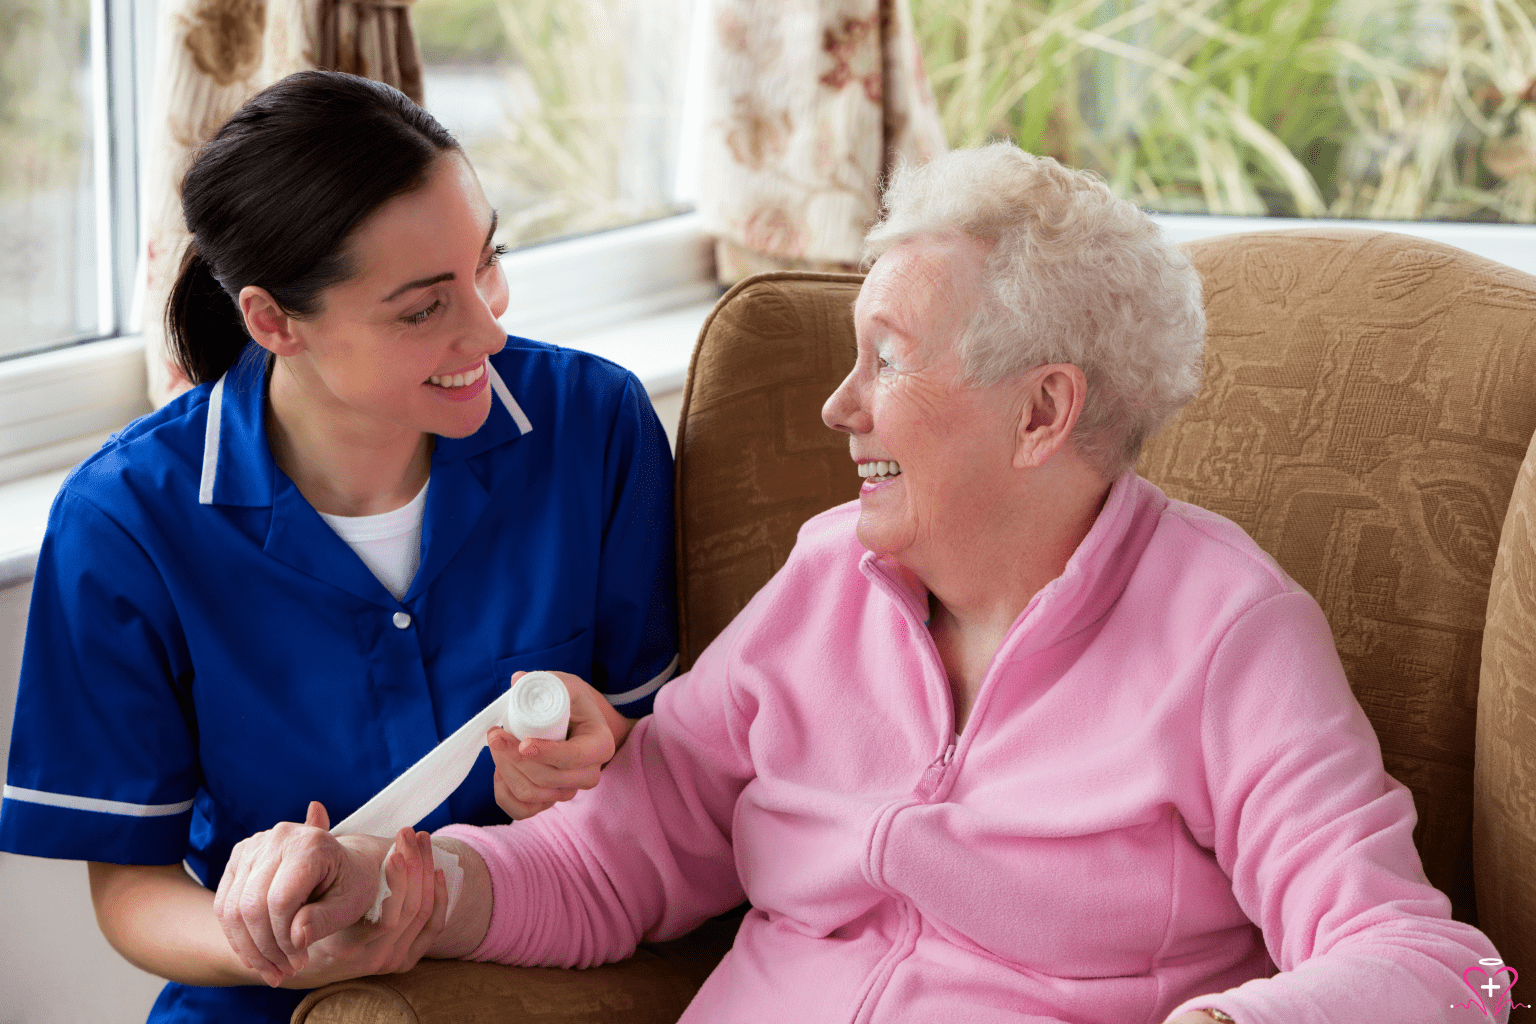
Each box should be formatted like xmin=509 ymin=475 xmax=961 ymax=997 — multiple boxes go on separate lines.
xmin=139 ymin=0 xmax=424 ymax=406
xmin=698 ymin=0 xmax=946 ymax=284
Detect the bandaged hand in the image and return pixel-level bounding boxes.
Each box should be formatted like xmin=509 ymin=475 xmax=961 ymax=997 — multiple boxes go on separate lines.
xmin=489 ymin=670 xmax=634 ymax=819
xmin=214 ymin=801 xmax=446 ymax=988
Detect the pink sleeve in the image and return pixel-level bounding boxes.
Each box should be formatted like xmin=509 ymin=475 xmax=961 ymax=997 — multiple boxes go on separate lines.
xmin=1168 ymin=591 xmax=1505 ymax=1024
xmin=437 ymin=607 xmax=759 ymax=969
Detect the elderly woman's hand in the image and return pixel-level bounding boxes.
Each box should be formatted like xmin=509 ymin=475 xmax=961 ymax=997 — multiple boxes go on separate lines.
xmin=213 ymin=801 xmax=446 ymax=988
xmin=488 ymin=670 xmax=634 ymax=819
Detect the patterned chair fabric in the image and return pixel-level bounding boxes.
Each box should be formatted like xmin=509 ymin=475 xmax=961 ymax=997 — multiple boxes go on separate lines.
xmin=1478 ymin=428 xmax=1536 ymax=975
xmin=295 ymin=232 xmax=1536 ymax=1022
xmin=1139 ymin=229 xmax=1536 ymax=932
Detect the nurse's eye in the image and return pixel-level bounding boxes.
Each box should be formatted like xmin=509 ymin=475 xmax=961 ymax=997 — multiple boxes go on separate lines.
xmin=401 ymin=300 xmax=442 ymax=327
xmin=480 ymin=244 xmax=509 ymax=271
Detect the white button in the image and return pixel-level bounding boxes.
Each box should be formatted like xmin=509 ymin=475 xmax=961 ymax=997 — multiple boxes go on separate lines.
xmin=392 ymin=611 xmax=411 ymax=629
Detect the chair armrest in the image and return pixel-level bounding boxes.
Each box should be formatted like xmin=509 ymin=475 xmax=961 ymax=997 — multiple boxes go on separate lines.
xmin=291 ymin=908 xmax=743 ymax=1024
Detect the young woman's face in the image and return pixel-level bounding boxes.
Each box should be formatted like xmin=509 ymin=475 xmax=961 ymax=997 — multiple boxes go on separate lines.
xmin=273 ymin=151 xmax=510 ymax=440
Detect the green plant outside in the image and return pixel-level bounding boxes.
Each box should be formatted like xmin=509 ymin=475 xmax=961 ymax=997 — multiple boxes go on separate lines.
xmin=413 ymin=0 xmax=511 ymax=64
xmin=419 ymin=0 xmax=687 ymax=248
xmin=911 ymin=0 xmax=1536 ymax=222
xmin=0 ymin=0 xmax=89 ymax=198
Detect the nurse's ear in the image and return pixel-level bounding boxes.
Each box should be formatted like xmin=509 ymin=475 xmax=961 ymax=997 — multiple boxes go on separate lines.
xmin=240 ymin=285 xmax=305 ymax=358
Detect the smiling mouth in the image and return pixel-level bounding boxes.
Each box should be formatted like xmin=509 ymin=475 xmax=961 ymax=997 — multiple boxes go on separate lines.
xmin=426 ymin=363 xmax=485 ymax=389
xmin=858 ymin=460 xmax=902 ymax=482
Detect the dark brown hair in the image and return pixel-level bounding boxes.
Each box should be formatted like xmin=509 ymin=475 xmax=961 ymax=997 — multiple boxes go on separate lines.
xmin=167 ymin=71 xmax=459 ymax=385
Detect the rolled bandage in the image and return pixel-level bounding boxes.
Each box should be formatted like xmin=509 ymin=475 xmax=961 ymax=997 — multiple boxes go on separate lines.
xmin=332 ymin=671 xmax=572 ymax=923
xmin=507 ymin=670 xmax=571 ymax=741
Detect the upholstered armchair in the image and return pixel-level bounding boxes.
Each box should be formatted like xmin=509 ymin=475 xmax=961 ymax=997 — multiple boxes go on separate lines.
xmin=294 ymin=229 xmax=1536 ymax=1023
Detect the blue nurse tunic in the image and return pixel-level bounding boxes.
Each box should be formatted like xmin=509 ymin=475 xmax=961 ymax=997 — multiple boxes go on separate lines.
xmin=0 ymin=336 xmax=679 ymax=1022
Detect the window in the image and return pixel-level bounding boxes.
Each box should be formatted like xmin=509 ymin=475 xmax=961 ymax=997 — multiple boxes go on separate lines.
xmin=1 ymin=0 xmax=145 ymax=362
xmin=911 ymin=0 xmax=1536 ymax=224
xmin=0 ymin=0 xmax=709 ymax=487
xmin=414 ymin=0 xmax=695 ymax=251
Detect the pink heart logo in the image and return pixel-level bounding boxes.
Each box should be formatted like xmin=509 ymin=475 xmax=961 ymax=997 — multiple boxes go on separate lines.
xmin=1463 ymin=964 xmax=1519 ymax=1017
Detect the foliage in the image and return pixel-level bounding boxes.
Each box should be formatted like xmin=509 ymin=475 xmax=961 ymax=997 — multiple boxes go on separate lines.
xmin=411 ymin=0 xmax=510 ymax=65
xmin=910 ymin=0 xmax=1536 ymax=222
xmin=0 ymin=0 xmax=89 ymax=196
xmin=464 ymin=0 xmax=686 ymax=247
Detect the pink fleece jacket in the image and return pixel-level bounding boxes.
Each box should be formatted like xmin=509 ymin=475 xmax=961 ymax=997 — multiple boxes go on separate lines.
xmin=440 ymin=473 xmax=1504 ymax=1024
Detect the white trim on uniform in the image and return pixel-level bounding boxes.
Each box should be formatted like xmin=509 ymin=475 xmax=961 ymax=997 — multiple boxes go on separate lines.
xmin=605 ymin=653 xmax=679 ymax=708
xmin=195 ymin=361 xmax=530 ymax=507
xmin=2 ymin=784 xmax=194 ymax=818
xmin=487 ymin=363 xmax=533 ymax=435
xmin=197 ymin=375 xmax=225 ymax=505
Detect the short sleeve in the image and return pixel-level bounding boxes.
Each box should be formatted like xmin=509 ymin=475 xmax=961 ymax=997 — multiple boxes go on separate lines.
xmin=589 ymin=374 xmax=678 ymax=716
xmin=0 ymin=488 xmax=198 ymax=864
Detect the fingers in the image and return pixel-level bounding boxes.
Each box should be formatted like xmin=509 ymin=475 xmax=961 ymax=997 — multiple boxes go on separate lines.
xmin=488 ymin=728 xmax=581 ymax=818
xmin=491 ymin=728 xmax=593 ymax=791
xmin=304 ymin=800 xmax=330 ymax=830
xmin=288 ymin=833 xmax=389 ymax=951
xmin=370 ymin=831 xmax=438 ymax=975
xmin=385 ymin=835 xmax=445 ymax=974
xmin=492 ymin=763 xmax=557 ymax=820
xmin=216 ymin=838 xmax=288 ymax=986
xmin=217 ymin=823 xmax=334 ymax=986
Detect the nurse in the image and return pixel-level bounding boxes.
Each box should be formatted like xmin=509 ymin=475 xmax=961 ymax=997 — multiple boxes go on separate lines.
xmin=0 ymin=71 xmax=678 ymax=1023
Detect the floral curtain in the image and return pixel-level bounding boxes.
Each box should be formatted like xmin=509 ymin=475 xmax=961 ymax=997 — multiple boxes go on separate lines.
xmin=139 ymin=0 xmax=424 ymax=406
xmin=698 ymin=0 xmax=946 ymax=283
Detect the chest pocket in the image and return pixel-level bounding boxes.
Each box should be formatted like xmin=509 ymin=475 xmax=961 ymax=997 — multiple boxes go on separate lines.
xmin=492 ymin=629 xmax=595 ymax=691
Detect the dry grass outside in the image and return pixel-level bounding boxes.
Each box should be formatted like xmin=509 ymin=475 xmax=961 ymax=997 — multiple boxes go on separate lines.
xmin=911 ymin=0 xmax=1536 ymax=222
xmin=415 ymin=0 xmax=689 ymax=248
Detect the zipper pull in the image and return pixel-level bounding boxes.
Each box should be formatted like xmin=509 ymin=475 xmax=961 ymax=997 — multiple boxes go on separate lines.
xmin=915 ymin=743 xmax=958 ymax=800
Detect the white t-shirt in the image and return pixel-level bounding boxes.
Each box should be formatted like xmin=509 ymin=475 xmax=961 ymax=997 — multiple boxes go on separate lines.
xmin=317 ymin=480 xmax=428 ymax=601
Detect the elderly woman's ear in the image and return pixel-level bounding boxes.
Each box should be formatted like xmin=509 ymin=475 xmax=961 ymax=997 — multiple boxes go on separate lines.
xmin=1011 ymin=362 xmax=1088 ymax=470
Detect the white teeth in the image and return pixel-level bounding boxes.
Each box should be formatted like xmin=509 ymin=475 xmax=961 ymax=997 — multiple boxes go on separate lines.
xmin=857 ymin=460 xmax=902 ymax=479
xmin=428 ymin=364 xmax=485 ymax=388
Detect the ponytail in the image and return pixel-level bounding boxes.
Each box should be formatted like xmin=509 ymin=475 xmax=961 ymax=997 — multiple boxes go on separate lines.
xmin=166 ymin=246 xmax=249 ymax=386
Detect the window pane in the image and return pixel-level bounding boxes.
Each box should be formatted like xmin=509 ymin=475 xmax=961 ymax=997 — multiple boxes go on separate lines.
xmin=912 ymin=0 xmax=1536 ymax=223
xmin=414 ymin=0 xmax=694 ymax=250
xmin=0 ymin=0 xmax=97 ymax=359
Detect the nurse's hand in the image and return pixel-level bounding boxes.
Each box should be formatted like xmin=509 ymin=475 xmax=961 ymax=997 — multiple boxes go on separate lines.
xmin=489 ymin=670 xmax=636 ymax=819
xmin=215 ymin=801 xmax=446 ymax=988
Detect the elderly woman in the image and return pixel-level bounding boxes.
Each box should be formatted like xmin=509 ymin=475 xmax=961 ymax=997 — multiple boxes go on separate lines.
xmin=218 ymin=144 xmax=1501 ymax=1024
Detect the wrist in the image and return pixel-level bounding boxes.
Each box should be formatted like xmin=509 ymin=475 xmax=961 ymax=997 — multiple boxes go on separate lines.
xmin=423 ymin=836 xmax=491 ymax=960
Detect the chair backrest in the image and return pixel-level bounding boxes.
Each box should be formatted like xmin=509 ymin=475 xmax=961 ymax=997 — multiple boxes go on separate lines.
xmin=674 ymin=233 xmax=1536 ymax=947
xmin=673 ymin=272 xmax=863 ymax=668
xmin=1137 ymin=228 xmax=1536 ymax=934
xmin=1476 ymin=430 xmax=1536 ymax=972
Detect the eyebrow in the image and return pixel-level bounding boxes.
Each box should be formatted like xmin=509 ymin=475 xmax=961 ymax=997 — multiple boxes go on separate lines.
xmin=381 ymin=213 xmax=499 ymax=303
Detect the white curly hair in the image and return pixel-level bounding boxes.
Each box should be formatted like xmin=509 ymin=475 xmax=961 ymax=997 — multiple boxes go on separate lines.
xmin=862 ymin=143 xmax=1205 ymax=478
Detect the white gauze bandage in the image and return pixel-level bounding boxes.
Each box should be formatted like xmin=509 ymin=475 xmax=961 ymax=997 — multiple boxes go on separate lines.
xmin=330 ymin=671 xmax=571 ymax=923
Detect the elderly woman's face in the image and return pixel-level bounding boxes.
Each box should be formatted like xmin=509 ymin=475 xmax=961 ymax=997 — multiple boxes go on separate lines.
xmin=822 ymin=235 xmax=1023 ymax=570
